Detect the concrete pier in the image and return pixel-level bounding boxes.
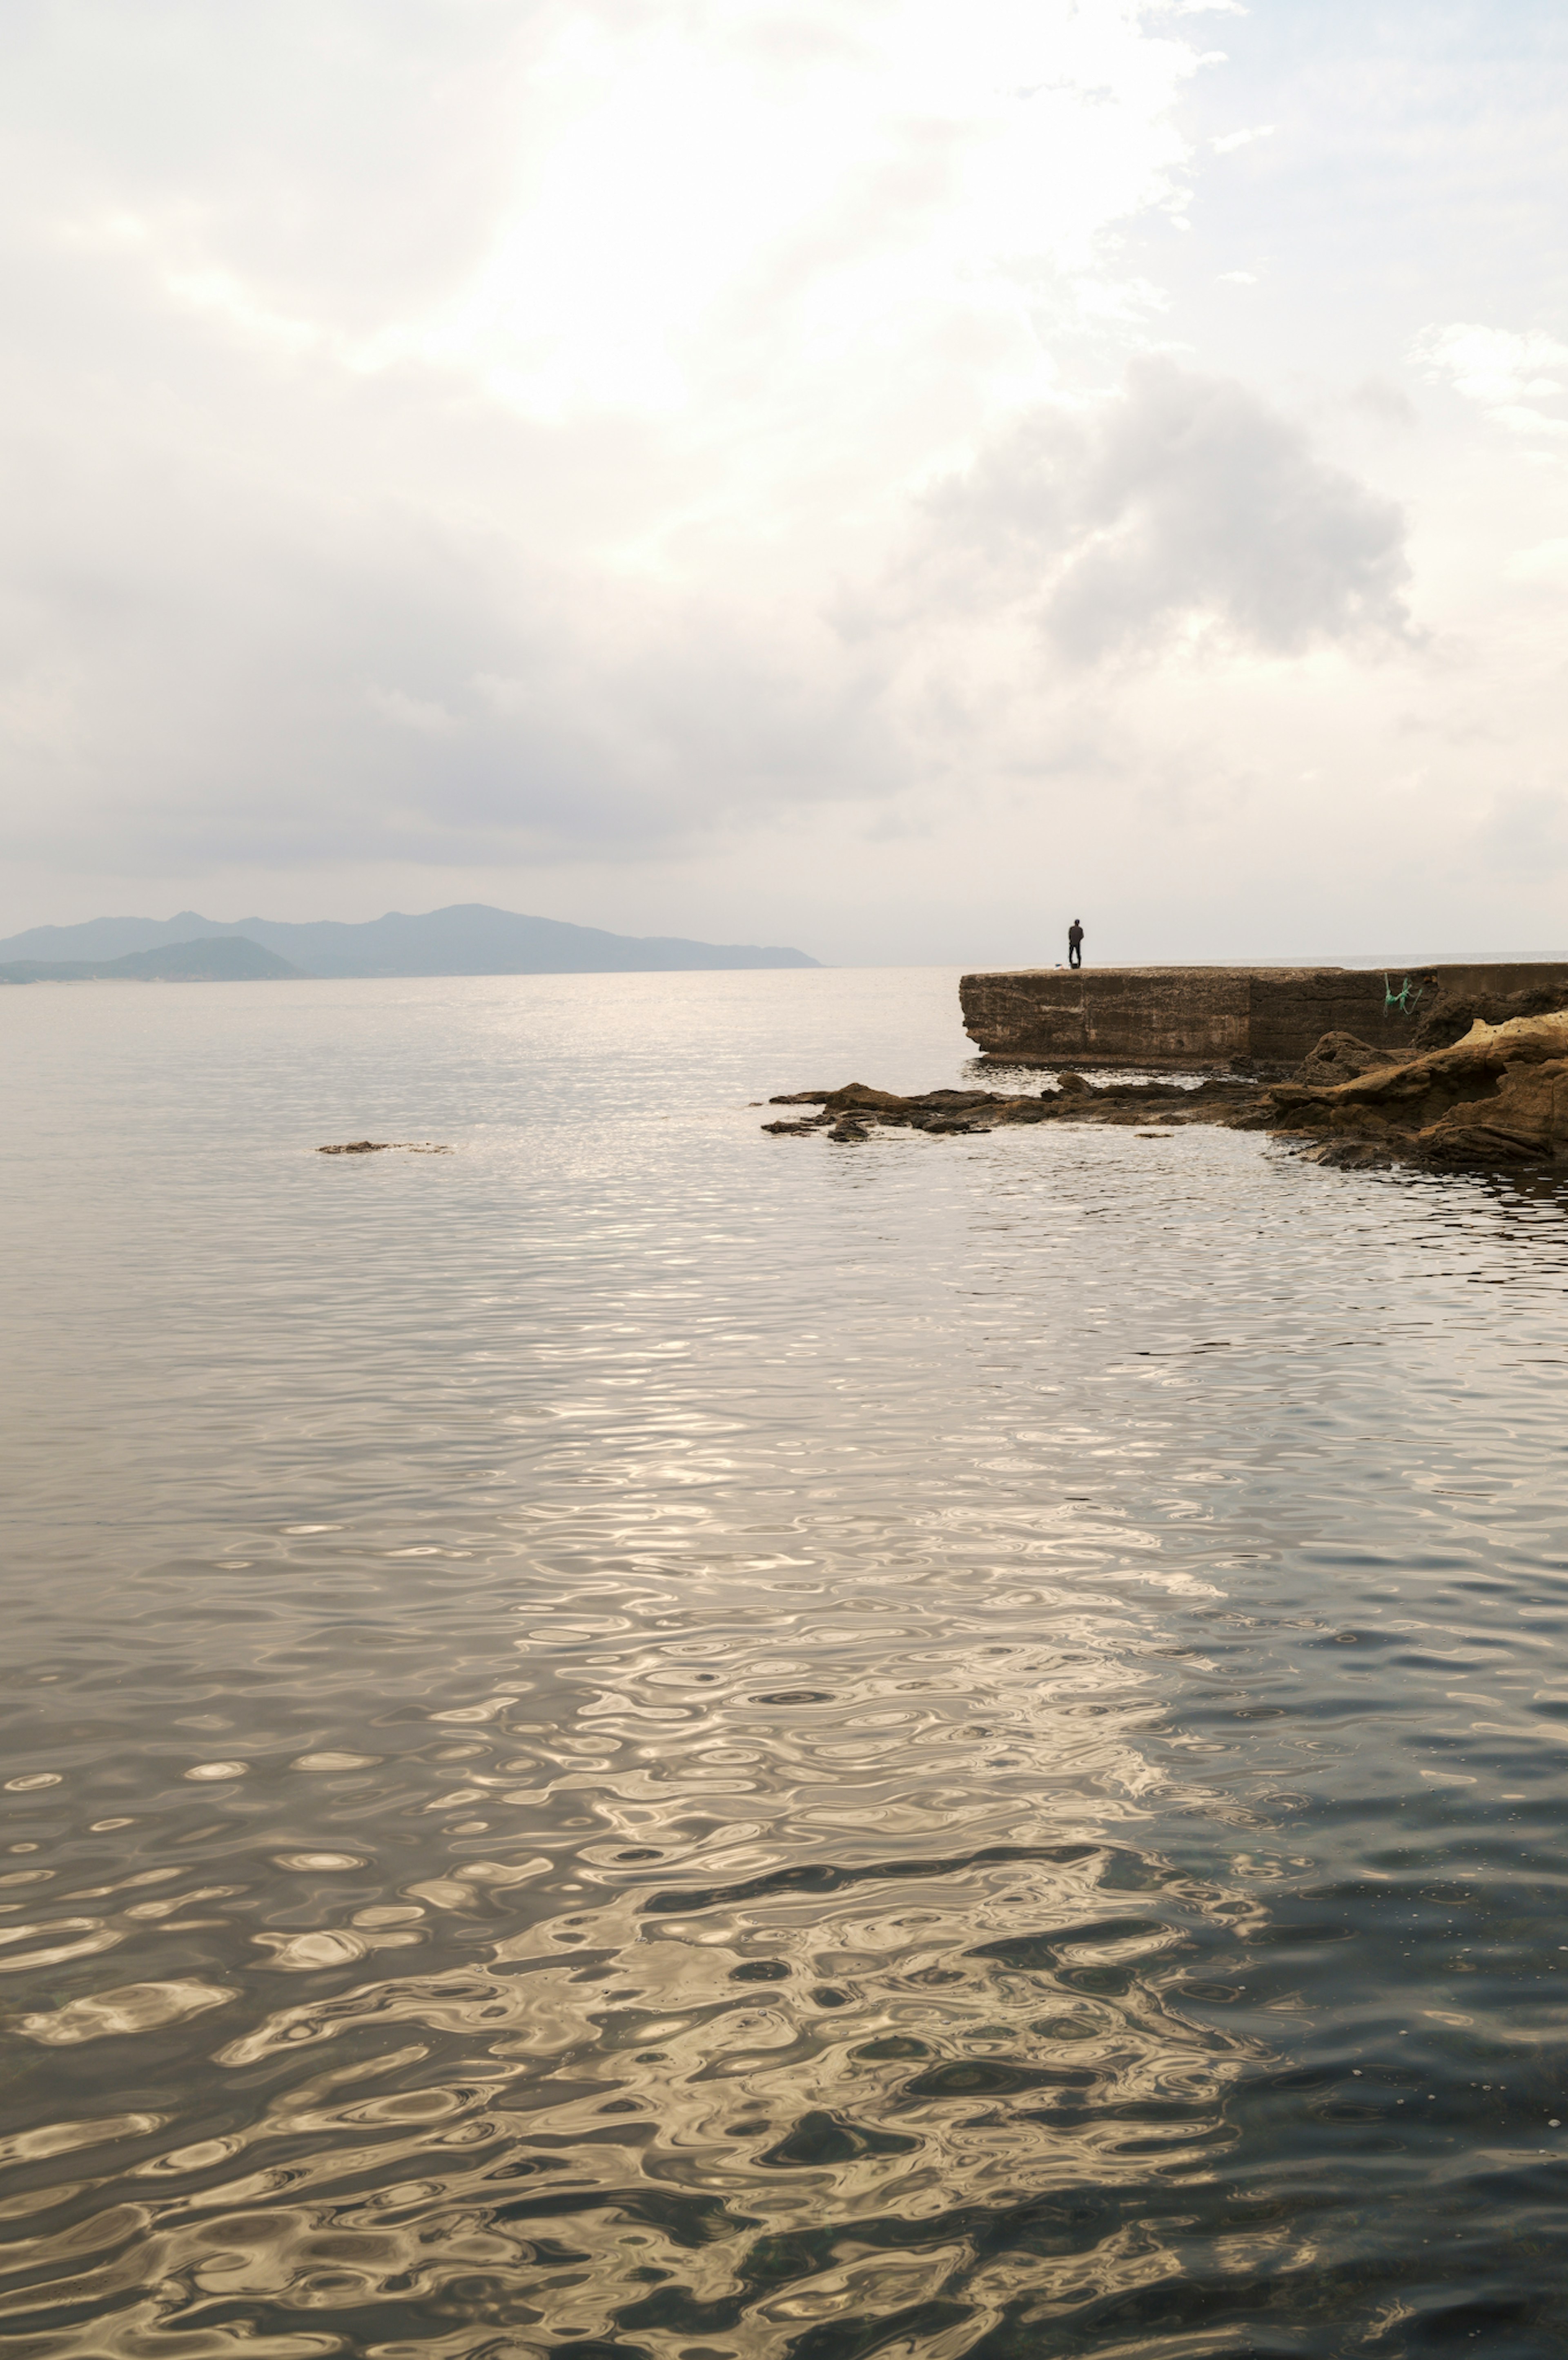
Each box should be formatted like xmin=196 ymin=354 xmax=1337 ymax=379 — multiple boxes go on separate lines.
xmin=959 ymin=963 xmax=1568 ymax=1070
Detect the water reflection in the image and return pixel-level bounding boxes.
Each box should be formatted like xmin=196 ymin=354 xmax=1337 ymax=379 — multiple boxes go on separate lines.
xmin=6 ymin=1838 xmax=1269 ymax=2355
xmin=0 ymin=1512 xmax=1283 ymax=2356
xmin=2 ymin=973 xmax=1568 ymax=2354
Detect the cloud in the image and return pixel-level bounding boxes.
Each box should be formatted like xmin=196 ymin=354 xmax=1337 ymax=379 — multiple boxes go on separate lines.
xmin=918 ymin=359 xmax=1413 ymax=661
xmin=1506 ymin=537 xmax=1568 ymax=585
xmin=1479 ymin=786 xmax=1568 ymax=877
xmin=1211 ymin=124 xmax=1276 ymax=154
xmin=1411 ymin=323 xmax=1568 ymax=437
xmin=0 ymin=375 xmax=900 ymax=872
xmin=0 ymin=0 xmax=1234 ymax=879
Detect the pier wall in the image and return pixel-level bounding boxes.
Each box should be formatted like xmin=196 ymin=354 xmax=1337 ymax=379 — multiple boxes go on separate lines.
xmin=959 ymin=964 xmax=1568 ymax=1070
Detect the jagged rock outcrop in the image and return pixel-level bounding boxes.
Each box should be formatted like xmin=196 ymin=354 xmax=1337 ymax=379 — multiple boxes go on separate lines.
xmin=1412 ymin=981 xmax=1568 ymax=1053
xmin=1292 ymin=1031 xmax=1401 ymax=1087
xmin=763 ymin=1016 xmax=1568 ymax=1170
xmin=762 ymin=1077 xmax=1260 ymax=1139
xmin=1251 ymin=1011 xmax=1568 ymax=1166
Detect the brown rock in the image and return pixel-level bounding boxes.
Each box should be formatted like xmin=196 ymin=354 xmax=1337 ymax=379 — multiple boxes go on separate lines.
xmin=1413 ymin=982 xmax=1568 ymax=1053
xmin=1293 ymin=1031 xmax=1401 ymax=1087
xmin=757 ymin=1011 xmax=1568 ymax=1171
xmin=824 ymin=1083 xmax=915 ymax=1111
xmin=1300 ymin=1139 xmax=1396 ymax=1170
xmin=1421 ymin=1056 xmax=1568 ymax=1163
xmin=1261 ymin=1011 xmax=1568 ymax=1165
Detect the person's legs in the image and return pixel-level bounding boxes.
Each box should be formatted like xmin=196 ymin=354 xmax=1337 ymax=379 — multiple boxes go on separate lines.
xmin=1069 ymin=946 xmax=1080 ymax=968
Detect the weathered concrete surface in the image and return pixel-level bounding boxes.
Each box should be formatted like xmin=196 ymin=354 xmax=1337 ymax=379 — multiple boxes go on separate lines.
xmin=959 ymin=963 xmax=1568 ymax=1071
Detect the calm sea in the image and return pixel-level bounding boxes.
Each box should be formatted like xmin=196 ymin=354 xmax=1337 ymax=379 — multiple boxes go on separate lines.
xmin=4 ymin=968 xmax=1568 ymax=2358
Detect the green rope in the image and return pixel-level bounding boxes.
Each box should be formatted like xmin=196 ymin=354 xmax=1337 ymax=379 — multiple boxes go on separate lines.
xmin=1383 ymin=973 xmax=1423 ymax=1017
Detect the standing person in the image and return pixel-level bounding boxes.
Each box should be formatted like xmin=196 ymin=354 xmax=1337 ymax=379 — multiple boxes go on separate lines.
xmin=1067 ymin=918 xmax=1084 ymax=970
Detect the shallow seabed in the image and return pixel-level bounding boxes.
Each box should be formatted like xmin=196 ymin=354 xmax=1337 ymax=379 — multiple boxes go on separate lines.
xmin=3 ymin=967 xmax=1568 ymax=2359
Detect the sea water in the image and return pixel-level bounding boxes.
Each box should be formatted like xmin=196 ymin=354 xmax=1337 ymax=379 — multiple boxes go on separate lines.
xmin=2 ymin=967 xmax=1567 ymax=2357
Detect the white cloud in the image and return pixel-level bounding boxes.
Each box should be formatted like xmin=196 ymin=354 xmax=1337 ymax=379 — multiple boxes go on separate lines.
xmin=0 ymin=0 xmax=1234 ymax=878
xmin=1211 ymin=123 xmax=1274 ymax=153
xmin=1479 ymin=787 xmax=1568 ymax=877
xmin=914 ymin=359 xmax=1412 ymax=661
xmin=3 ymin=0 xmax=1567 ymax=963
xmin=1506 ymin=537 xmax=1568 ymax=584
xmin=1411 ymin=323 xmax=1568 ymax=435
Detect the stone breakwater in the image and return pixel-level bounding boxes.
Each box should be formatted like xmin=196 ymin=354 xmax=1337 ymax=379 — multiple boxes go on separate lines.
xmin=959 ymin=962 xmax=1568 ymax=1070
xmin=763 ymin=1010 xmax=1568 ymax=1170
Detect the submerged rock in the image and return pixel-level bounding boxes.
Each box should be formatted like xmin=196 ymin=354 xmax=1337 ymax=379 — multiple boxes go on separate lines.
xmin=1298 ymin=1138 xmax=1399 ymax=1171
xmin=317 ymin=1140 xmax=452 ymax=1155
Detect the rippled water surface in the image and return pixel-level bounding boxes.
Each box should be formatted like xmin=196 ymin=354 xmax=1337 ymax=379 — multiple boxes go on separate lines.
xmin=4 ymin=967 xmax=1568 ymax=2359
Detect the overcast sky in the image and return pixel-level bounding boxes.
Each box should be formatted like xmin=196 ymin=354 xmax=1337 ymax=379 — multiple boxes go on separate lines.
xmin=3 ymin=0 xmax=1566 ymax=963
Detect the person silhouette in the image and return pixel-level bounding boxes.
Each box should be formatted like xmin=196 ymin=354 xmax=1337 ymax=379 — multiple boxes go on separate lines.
xmin=1067 ymin=919 xmax=1084 ymax=970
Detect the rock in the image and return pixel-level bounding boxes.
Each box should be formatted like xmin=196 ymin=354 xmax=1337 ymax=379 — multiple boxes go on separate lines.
xmin=316 ymin=1140 xmax=452 ymax=1155
xmin=1413 ymin=982 xmax=1568 ymax=1054
xmin=761 ymin=1075 xmax=1261 ymax=1142
xmin=824 ymin=1082 xmax=912 ymax=1110
xmin=1259 ymin=1010 xmax=1568 ymax=1165
xmin=1293 ymin=1031 xmax=1399 ymax=1087
xmin=1422 ymin=1057 xmax=1568 ymax=1164
xmin=1298 ymin=1138 xmax=1396 ymax=1170
xmin=760 ymin=1013 xmax=1568 ymax=1171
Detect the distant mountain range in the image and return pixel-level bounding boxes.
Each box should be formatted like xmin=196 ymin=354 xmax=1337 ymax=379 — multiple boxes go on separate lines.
xmin=0 ymin=937 xmax=298 ymax=985
xmin=0 ymin=903 xmax=820 ymax=977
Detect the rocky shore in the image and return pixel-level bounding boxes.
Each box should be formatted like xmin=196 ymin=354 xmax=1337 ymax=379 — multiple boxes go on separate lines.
xmin=764 ymin=1074 xmax=1259 ymax=1141
xmin=763 ymin=1009 xmax=1568 ymax=1170
xmin=1250 ymin=1009 xmax=1568 ymax=1168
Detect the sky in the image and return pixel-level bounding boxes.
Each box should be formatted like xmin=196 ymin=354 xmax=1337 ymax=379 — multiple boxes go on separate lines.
xmin=2 ymin=0 xmax=1566 ymax=965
